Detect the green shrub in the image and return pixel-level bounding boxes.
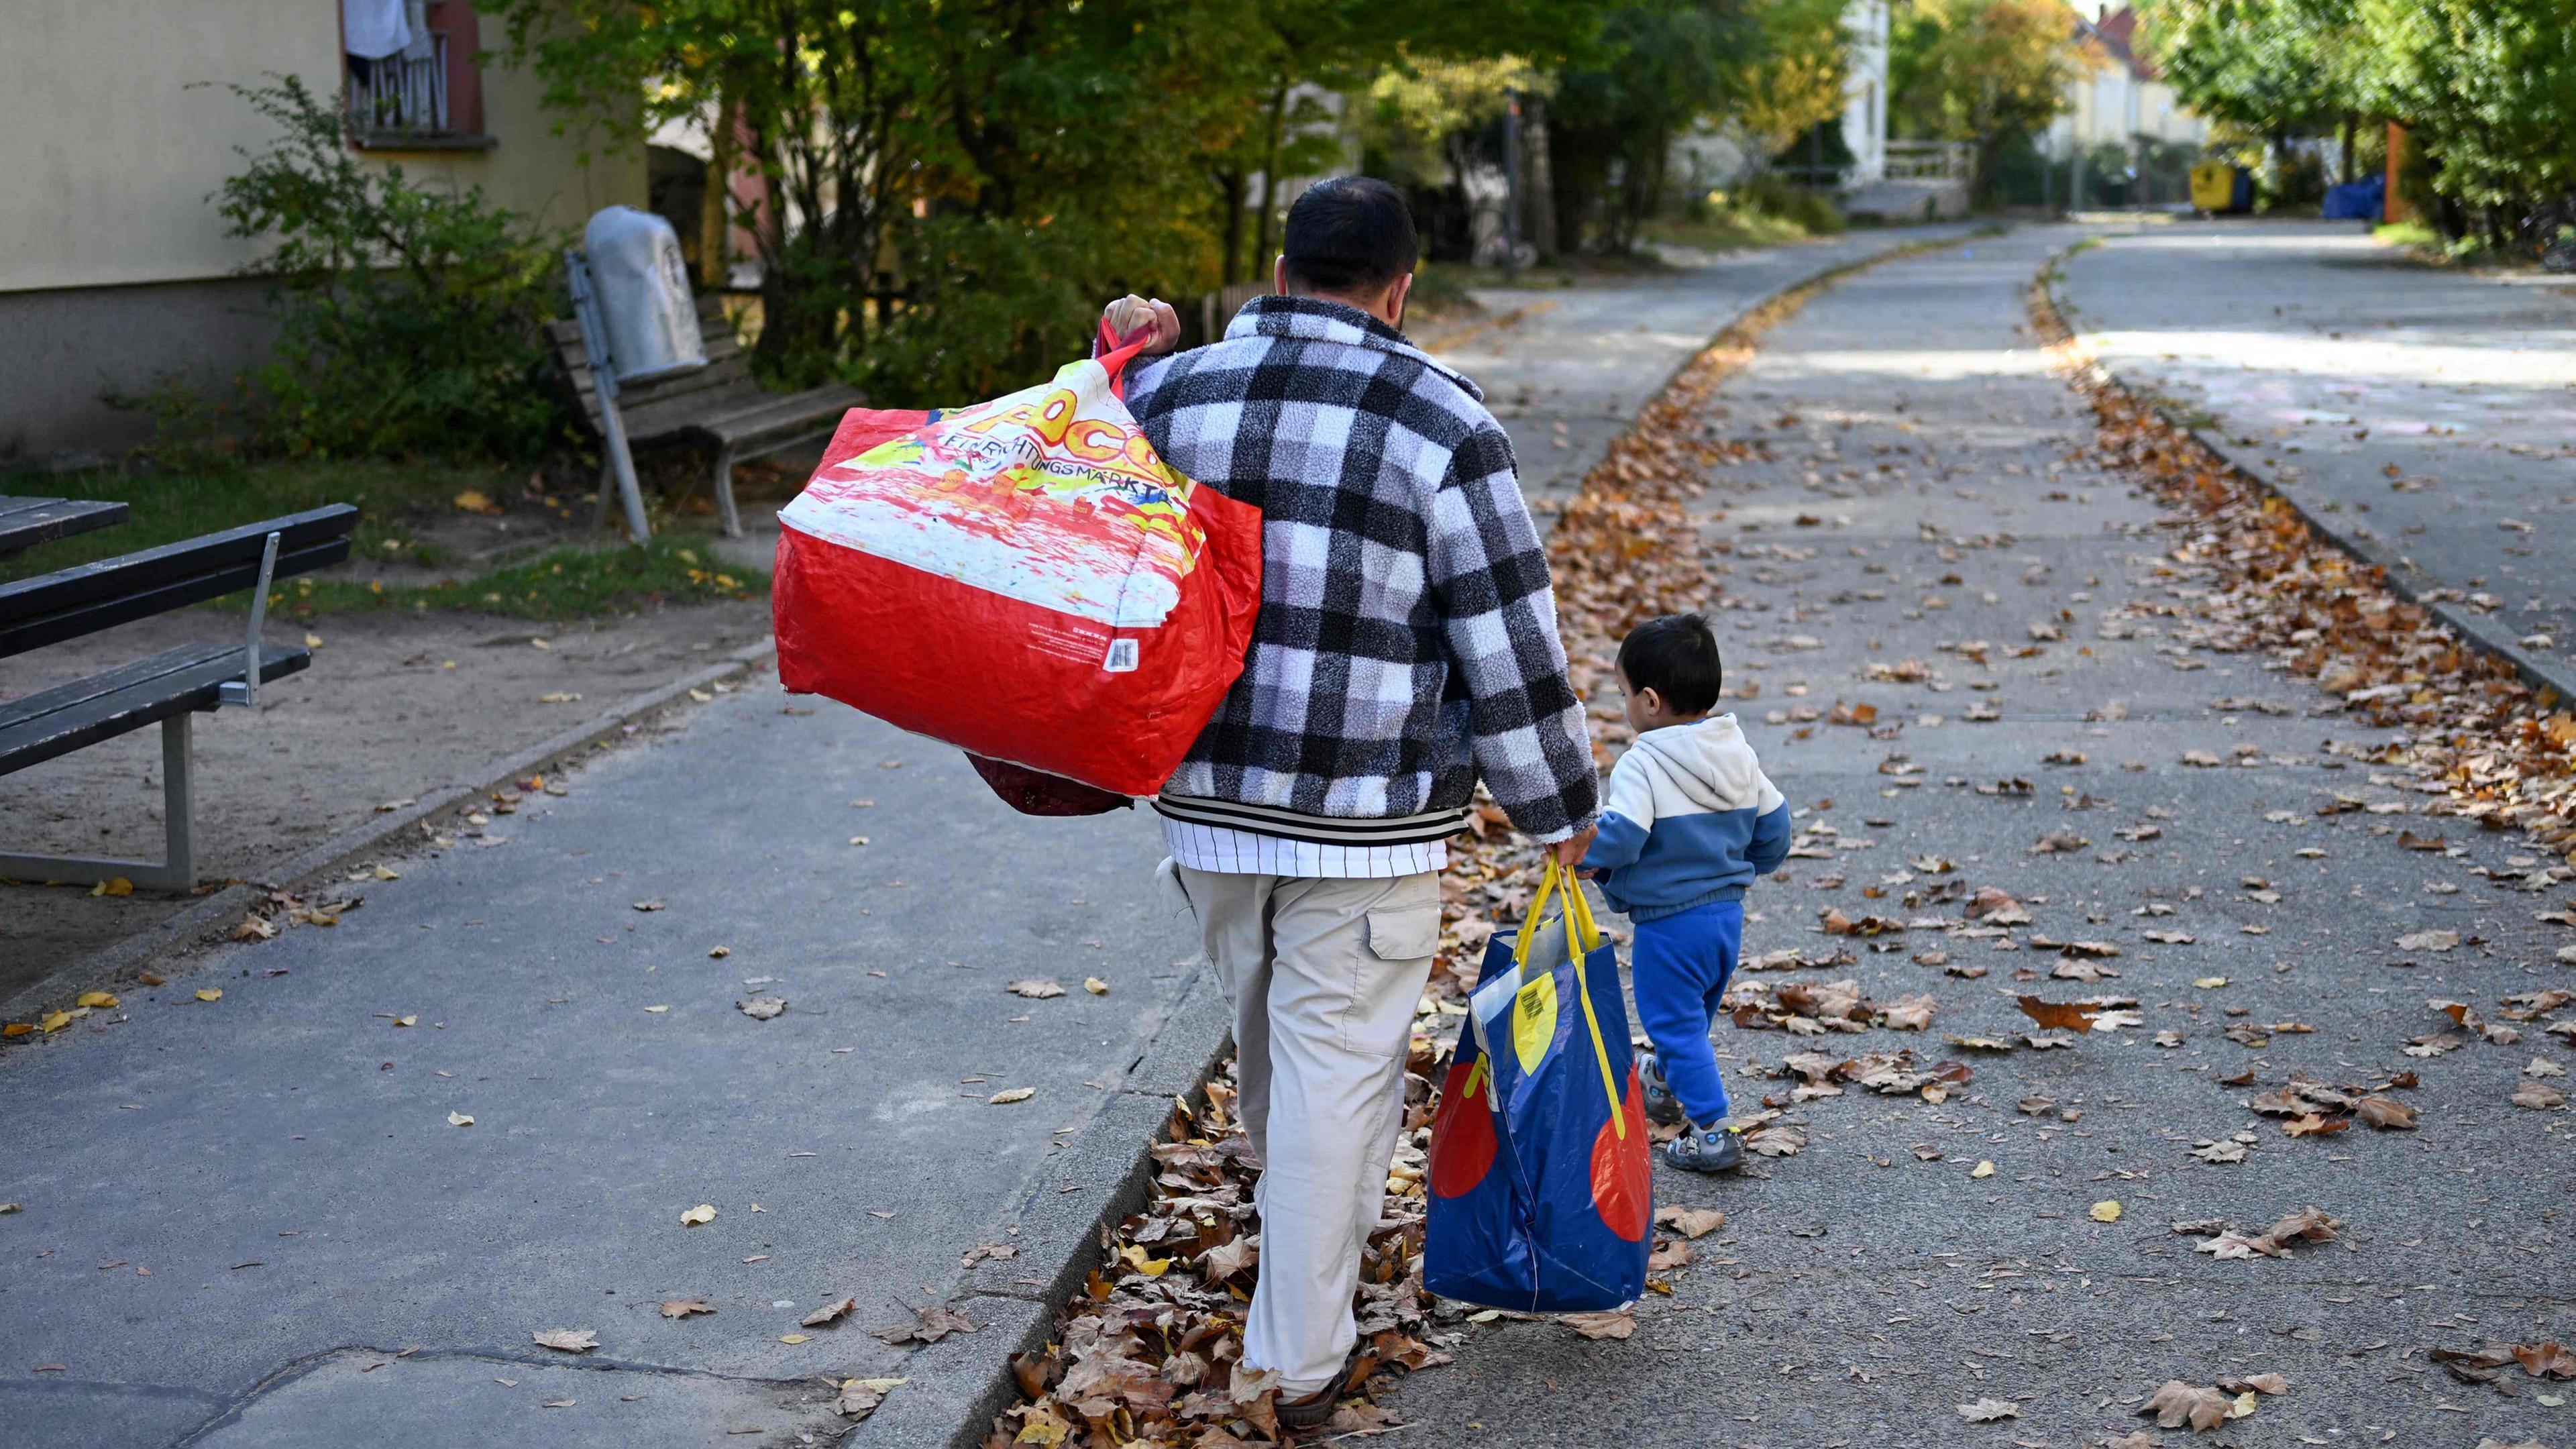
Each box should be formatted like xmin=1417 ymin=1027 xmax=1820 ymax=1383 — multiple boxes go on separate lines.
xmin=211 ymin=76 xmax=566 ymax=461
xmin=1737 ymin=173 xmax=1846 ymax=234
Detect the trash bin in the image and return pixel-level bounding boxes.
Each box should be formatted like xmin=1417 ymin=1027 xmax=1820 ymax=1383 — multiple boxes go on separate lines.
xmin=2190 ymin=161 xmax=2242 ymax=215
xmin=581 ymin=206 xmax=705 ymax=384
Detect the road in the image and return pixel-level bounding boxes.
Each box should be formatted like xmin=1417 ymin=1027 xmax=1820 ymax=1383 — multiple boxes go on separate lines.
xmin=1383 ymin=225 xmax=2576 ymax=1448
xmin=2057 ymin=219 xmax=2576 ymax=686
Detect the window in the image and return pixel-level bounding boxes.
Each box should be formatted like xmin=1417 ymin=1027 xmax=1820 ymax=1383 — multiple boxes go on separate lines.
xmin=341 ymin=0 xmax=488 ymax=146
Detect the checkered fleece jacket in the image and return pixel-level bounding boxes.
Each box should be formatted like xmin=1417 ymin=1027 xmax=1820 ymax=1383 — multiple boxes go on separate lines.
xmin=1122 ymin=294 xmax=1598 ymax=845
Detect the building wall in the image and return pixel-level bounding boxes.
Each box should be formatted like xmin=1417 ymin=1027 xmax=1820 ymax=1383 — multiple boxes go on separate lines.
xmin=1839 ymin=0 xmax=1891 ymax=186
xmin=0 ymin=0 xmax=643 ymax=460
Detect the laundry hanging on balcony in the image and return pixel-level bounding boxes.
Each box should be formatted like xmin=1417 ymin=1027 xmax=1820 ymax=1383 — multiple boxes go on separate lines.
xmin=341 ymin=0 xmax=411 ymax=60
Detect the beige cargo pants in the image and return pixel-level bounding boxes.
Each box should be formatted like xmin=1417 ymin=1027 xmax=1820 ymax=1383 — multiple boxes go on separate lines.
xmin=1172 ymin=866 xmax=1441 ymax=1393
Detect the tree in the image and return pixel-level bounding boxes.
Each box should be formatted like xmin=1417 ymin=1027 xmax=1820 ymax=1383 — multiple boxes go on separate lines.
xmin=2139 ymin=0 xmax=2363 ymax=179
xmin=2351 ymin=0 xmax=2576 ymax=242
xmin=1548 ymin=1 xmax=1757 ymax=254
xmin=1728 ymin=0 xmax=1852 ymax=162
xmin=1890 ymin=0 xmax=2090 ymax=192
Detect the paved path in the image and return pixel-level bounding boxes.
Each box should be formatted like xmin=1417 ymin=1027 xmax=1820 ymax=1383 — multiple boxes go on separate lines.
xmin=0 ymin=678 xmax=1203 ymax=1446
xmin=2058 ymin=219 xmax=2576 ymax=681
xmin=1428 ymin=225 xmax=1984 ymax=511
xmin=1385 ymin=224 xmax=2576 ymax=1448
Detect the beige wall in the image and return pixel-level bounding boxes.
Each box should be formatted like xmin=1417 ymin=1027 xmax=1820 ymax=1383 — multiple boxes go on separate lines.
xmin=0 ymin=0 xmax=643 ymax=294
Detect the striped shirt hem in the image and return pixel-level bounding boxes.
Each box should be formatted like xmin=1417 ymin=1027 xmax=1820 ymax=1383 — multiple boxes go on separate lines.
xmin=1152 ymin=794 xmax=1473 ymax=846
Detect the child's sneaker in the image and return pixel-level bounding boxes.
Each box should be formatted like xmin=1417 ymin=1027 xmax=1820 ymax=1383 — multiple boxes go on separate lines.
xmin=1665 ymin=1122 xmax=1743 ymax=1174
xmin=1638 ymin=1052 xmax=1685 ymax=1128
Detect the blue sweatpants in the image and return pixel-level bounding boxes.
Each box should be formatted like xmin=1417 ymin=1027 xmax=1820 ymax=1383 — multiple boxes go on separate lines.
xmin=1629 ymin=900 xmax=1743 ymax=1128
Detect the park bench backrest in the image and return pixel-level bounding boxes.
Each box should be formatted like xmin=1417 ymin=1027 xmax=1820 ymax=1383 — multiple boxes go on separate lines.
xmin=0 ymin=504 xmax=358 ymax=659
xmin=545 ymin=295 xmax=753 ymax=437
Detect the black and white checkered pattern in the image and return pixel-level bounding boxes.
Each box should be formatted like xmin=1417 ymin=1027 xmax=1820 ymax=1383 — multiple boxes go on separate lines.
xmin=1124 ymin=294 xmax=1597 ymax=844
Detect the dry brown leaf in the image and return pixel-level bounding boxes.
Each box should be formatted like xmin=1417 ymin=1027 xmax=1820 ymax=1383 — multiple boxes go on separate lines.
xmin=1654 ymin=1205 xmax=1726 ymax=1239
xmin=802 ymin=1295 xmax=856 ymax=1328
xmin=1561 ymin=1309 xmax=1635 ymax=1340
xmin=1008 ymin=979 xmax=1065 ymax=999
xmin=659 ymin=1298 xmax=714 ymax=1320
xmin=1957 ymin=1398 xmax=2019 ymax=1421
xmin=531 ymin=1328 xmax=598 ymax=1353
xmin=2137 ymin=1379 xmax=2233 ymax=1430
xmin=2016 ymin=996 xmax=2100 ymax=1032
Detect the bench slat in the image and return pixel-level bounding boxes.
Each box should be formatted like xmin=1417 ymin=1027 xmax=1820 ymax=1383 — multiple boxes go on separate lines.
xmin=0 ymin=643 xmax=309 ymax=776
xmin=1 ymin=527 xmax=354 ymax=660
xmin=0 ymin=505 xmax=357 ymax=625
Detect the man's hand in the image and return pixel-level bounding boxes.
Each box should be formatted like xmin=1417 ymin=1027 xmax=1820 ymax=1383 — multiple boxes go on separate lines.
xmin=1550 ymin=823 xmax=1598 ymax=869
xmin=1103 ymin=295 xmax=1181 ymax=356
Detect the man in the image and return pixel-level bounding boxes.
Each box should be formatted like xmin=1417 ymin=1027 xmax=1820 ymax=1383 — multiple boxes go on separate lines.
xmin=1108 ymin=176 xmax=1598 ymax=1427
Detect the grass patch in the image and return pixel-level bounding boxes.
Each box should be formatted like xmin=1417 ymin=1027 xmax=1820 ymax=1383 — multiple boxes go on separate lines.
xmin=1638 ymin=210 xmax=1821 ymax=252
xmin=5 ymin=457 xmax=765 ymax=621
xmin=268 ymin=537 xmax=765 ymax=623
xmin=0 ymin=458 xmax=513 ymax=584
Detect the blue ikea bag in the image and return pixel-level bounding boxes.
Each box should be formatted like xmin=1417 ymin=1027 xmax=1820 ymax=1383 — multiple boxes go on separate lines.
xmin=1425 ymin=859 xmax=1650 ymax=1312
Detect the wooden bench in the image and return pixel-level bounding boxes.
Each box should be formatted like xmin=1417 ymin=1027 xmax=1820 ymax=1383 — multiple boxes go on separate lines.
xmin=0 ymin=504 xmax=357 ymax=891
xmin=546 ymin=294 xmax=861 ymax=539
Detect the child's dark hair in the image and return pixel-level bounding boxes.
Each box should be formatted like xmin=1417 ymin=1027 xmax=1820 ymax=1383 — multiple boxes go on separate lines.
xmin=1617 ymin=613 xmax=1723 ymax=714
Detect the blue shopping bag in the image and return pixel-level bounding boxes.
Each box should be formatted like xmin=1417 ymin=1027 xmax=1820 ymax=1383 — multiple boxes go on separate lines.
xmin=1425 ymin=859 xmax=1650 ymax=1312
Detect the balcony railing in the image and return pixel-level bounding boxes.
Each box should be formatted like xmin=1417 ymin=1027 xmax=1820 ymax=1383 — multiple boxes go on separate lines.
xmin=1884 ymin=140 xmax=1975 ymax=182
xmin=349 ymin=32 xmax=449 ymax=140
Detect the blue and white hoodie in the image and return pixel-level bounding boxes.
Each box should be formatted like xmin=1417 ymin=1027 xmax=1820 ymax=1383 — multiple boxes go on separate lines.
xmin=1578 ymin=714 xmax=1790 ymax=922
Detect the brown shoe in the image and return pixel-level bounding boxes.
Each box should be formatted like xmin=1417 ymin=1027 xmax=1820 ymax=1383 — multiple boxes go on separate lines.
xmin=1275 ymin=1360 xmax=1354 ymax=1432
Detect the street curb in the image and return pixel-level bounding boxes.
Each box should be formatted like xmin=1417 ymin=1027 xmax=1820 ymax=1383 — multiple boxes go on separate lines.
xmin=855 ymin=222 xmax=2016 ymax=1449
xmin=2042 ymin=251 xmax=2576 ymax=713
xmin=0 ymin=636 xmax=782 ymax=1033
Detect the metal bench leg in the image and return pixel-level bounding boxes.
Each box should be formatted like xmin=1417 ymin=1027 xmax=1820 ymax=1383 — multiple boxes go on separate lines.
xmin=711 ymin=443 xmax=742 ymax=538
xmin=593 ymin=453 xmax=619 ymax=533
xmin=0 ymin=713 xmax=198 ymax=892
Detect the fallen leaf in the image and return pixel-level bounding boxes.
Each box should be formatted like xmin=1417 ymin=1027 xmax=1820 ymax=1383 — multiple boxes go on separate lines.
xmin=2512 ymin=1081 xmax=2566 ymax=1110
xmin=532 ymin=1328 xmax=598 ymax=1353
xmin=837 ymin=1376 xmax=904 ymax=1421
xmin=1562 ymin=1309 xmax=1635 ymax=1340
xmin=2139 ymin=1379 xmax=2233 ymax=1430
xmin=2016 ymin=996 xmax=2099 ymax=1032
xmin=777 ymin=1333 xmax=810 ymax=1345
xmin=445 ymin=1112 xmax=474 ymax=1127
xmin=1083 ymin=977 xmax=1109 ymax=995
xmin=1971 ymin=1161 xmax=1996 ymax=1179
xmin=2355 ymin=1095 xmax=2417 ymax=1130
xmin=74 ymin=992 xmax=117 ymax=1010
xmin=661 ymin=1298 xmax=714 ymax=1319
xmin=2090 ymin=1200 xmax=2123 ymax=1222
xmin=800 ymin=1296 xmax=856 ymax=1328
xmin=1653 ymin=1205 xmax=1726 ymax=1239
xmin=91 ymin=877 xmax=133 ymax=898
xmin=872 ymin=1303 xmax=975 ymax=1345
xmin=2396 ymin=929 xmax=2459 ymax=953
xmin=737 ymin=996 xmax=786 ymax=1020
xmin=1957 ymin=1398 xmax=2020 ymax=1421
xmin=1008 ymin=980 xmax=1066 ymax=999
xmin=681 ymin=1203 xmax=717 ymax=1226
xmin=195 ymin=988 xmax=223 ymax=1003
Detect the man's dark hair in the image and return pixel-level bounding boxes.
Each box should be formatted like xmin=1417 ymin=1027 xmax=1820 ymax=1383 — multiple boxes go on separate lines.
xmin=1281 ymin=176 xmax=1420 ymax=296
xmin=1617 ymin=613 xmax=1724 ymax=715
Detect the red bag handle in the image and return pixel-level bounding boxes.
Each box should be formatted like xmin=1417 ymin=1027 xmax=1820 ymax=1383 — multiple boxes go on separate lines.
xmin=1094 ymin=318 xmax=1155 ymax=401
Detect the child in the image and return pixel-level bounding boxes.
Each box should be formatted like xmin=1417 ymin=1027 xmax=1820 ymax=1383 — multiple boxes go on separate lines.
xmin=1578 ymin=613 xmax=1789 ymax=1173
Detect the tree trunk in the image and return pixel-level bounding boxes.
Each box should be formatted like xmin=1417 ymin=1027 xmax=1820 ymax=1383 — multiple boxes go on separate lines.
xmin=1216 ymin=168 xmax=1246 ymax=284
xmin=1250 ymin=81 xmax=1289 ymax=282
xmin=2339 ymin=113 xmax=2356 ymax=186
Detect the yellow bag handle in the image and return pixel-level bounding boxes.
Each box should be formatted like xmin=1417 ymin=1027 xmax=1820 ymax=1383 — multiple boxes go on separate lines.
xmin=1505 ymin=857 xmax=1626 ymax=1140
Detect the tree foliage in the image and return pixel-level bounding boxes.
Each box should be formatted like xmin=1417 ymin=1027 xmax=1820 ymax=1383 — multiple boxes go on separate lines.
xmin=1548 ymin=1 xmax=1761 ymax=254
xmin=1890 ymin=0 xmax=2090 ymax=187
xmin=2138 ymin=0 xmax=2361 ymax=139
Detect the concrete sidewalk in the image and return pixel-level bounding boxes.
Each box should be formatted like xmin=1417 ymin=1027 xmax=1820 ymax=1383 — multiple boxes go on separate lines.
xmin=2057 ymin=219 xmax=2576 ymax=689
xmin=0 ymin=679 xmax=1207 ymax=1446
